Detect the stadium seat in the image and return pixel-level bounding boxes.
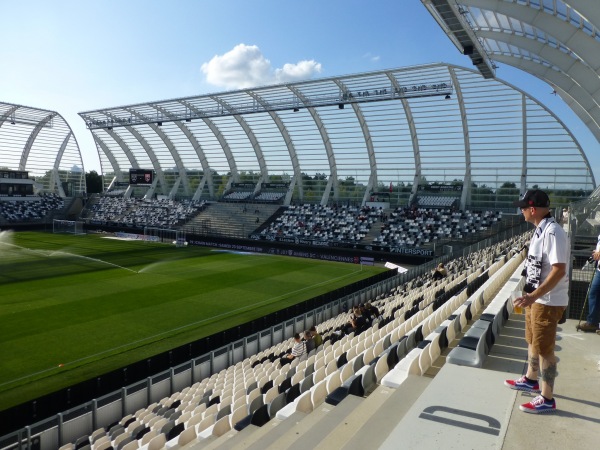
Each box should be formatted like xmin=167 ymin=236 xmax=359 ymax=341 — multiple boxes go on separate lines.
xmin=212 ymin=415 xmax=231 ymax=437
xmin=299 ymin=373 xmax=314 ymax=394
xmin=295 ymin=390 xmax=314 ymax=413
xmin=268 ymin=392 xmax=287 ymax=419
xmin=250 ymin=403 xmax=271 ymax=427
xmin=310 ymin=379 xmax=329 ymax=409
xmin=146 ymin=434 xmax=166 ymax=450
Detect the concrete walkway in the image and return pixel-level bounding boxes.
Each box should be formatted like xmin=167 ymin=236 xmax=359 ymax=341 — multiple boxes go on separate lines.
xmin=377 ymin=316 xmax=600 ymax=450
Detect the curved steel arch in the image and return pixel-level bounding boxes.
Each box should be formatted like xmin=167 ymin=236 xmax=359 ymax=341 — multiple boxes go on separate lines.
xmin=448 ymin=0 xmax=600 ymax=141
xmin=448 ymin=67 xmax=472 ymax=209
xmin=491 ymin=53 xmax=600 ymax=143
xmin=287 ymin=84 xmax=338 ymax=205
xmin=93 ymin=134 xmax=123 ymax=182
xmin=179 ymin=100 xmax=238 ymax=182
xmin=476 ymin=30 xmax=597 ymax=81
xmin=210 ymin=95 xmax=267 ymax=183
xmin=477 ymin=30 xmax=600 ymax=125
xmin=333 ymin=79 xmax=378 ymax=205
xmin=247 ymin=90 xmax=302 ymax=199
xmin=125 ymin=108 xmax=191 ymax=196
xmin=385 ymin=73 xmax=423 ymax=202
xmin=566 ymin=0 xmax=600 ymax=29
xmin=116 ymin=112 xmax=167 ymax=193
xmin=0 ymin=105 xmax=19 ymax=127
xmin=1 ymin=102 xmax=85 ymax=194
xmin=102 ymin=112 xmax=140 ymax=172
xmin=20 ymin=113 xmax=57 ymax=171
xmin=152 ymin=104 xmax=215 ymax=199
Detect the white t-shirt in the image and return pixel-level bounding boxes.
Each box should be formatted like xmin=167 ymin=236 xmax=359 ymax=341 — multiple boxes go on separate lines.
xmin=526 ymin=217 xmax=570 ymax=307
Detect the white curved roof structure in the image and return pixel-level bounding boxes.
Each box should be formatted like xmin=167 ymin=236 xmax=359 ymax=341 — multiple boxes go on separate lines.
xmin=80 ymin=62 xmax=594 ymax=209
xmin=0 ymin=101 xmax=86 ymax=196
xmin=422 ymin=0 xmax=600 ymax=143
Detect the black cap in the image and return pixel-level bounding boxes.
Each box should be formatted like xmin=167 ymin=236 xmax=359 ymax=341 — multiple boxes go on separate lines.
xmin=514 ymin=189 xmax=550 ymax=208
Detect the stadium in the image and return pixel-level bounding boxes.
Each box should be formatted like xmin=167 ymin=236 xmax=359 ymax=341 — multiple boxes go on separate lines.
xmin=1 ymin=1 xmax=599 ymax=449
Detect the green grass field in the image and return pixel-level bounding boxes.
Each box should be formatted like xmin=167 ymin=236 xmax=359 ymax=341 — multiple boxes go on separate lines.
xmin=0 ymin=231 xmax=384 ymax=411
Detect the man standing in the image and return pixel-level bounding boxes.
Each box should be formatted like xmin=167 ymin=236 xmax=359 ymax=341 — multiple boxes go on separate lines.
xmin=504 ymin=190 xmax=569 ymax=414
xmin=576 ymin=234 xmax=600 ymax=332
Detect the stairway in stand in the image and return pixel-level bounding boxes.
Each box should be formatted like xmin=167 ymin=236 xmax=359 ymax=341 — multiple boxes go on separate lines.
xmin=183 ymin=203 xmax=281 ymax=238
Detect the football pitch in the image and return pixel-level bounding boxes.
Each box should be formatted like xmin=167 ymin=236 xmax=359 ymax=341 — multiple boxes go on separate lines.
xmin=0 ymin=231 xmax=385 ymax=411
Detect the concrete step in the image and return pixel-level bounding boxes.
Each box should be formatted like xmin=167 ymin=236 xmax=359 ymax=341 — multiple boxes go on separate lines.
xmin=229 ymin=411 xmax=308 ymax=450
xmin=334 ymin=376 xmax=430 ymax=450
xmin=275 ymin=395 xmax=364 ymax=450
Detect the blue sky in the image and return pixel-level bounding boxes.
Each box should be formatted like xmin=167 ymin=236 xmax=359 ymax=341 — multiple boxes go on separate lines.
xmin=1 ymin=0 xmax=598 ymax=179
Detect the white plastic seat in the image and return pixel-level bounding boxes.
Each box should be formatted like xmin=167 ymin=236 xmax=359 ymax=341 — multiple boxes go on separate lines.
xmin=310 ymin=379 xmax=328 ymax=408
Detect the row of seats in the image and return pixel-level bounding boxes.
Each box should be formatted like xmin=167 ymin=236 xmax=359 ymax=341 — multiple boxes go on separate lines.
xmin=446 ymin=256 xmax=526 ymax=368
xmin=223 ymin=191 xmax=252 ymax=201
xmin=374 ymin=207 xmax=501 ymax=247
xmin=254 ymin=192 xmax=285 ymax=202
xmin=58 ymin=233 xmax=529 ymax=450
xmin=260 ymin=204 xmax=384 ymax=242
xmin=223 ymin=190 xmax=287 ymax=203
xmin=87 ymin=197 xmax=205 ymax=228
xmin=0 ymin=193 xmax=64 ymax=223
xmin=416 ymin=195 xmax=458 ymax=208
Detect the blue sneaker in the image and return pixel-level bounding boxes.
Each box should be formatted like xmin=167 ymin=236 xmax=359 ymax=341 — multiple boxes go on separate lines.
xmin=519 ymin=395 xmax=556 ymax=414
xmin=504 ymin=375 xmax=540 ymax=393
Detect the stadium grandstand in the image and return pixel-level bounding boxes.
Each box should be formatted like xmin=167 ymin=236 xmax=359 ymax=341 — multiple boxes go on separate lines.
xmin=1 ymin=1 xmax=600 ymax=449
xmin=0 ymin=102 xmax=86 ymax=228
xmin=0 ymin=101 xmax=85 ymax=196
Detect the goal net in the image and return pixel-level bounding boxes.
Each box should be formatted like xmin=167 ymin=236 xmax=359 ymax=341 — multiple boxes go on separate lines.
xmin=53 ymin=219 xmax=85 ymax=235
xmin=143 ymin=227 xmax=187 ymax=247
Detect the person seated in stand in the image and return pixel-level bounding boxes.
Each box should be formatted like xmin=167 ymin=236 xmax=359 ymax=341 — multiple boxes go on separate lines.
xmin=364 ymin=302 xmax=381 ymax=321
xmin=345 ymin=306 xmax=367 ymax=335
xmin=303 ymin=330 xmax=315 ymax=354
xmin=432 ymin=263 xmax=447 ymax=280
xmin=310 ymin=326 xmax=323 ymax=348
xmin=280 ymin=333 xmax=306 ymax=366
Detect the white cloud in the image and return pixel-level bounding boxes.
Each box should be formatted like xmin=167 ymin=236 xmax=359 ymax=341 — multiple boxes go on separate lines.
xmin=363 ymin=52 xmax=380 ymax=63
xmin=275 ymin=60 xmax=322 ymax=83
xmin=201 ymin=44 xmax=322 ymax=89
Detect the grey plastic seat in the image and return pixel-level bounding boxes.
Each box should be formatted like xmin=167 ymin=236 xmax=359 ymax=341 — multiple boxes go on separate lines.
xmin=268 ymin=392 xmax=287 ymax=419
xmin=300 ymin=373 xmax=314 ymax=393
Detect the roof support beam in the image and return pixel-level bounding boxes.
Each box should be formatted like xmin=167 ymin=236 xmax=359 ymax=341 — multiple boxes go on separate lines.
xmin=125 ymin=108 xmax=190 ymax=197
xmin=152 ymin=104 xmax=214 ymax=198
xmin=448 ymin=68 xmax=472 ymax=210
xmin=180 ymin=100 xmax=238 ymax=183
xmin=20 ymin=113 xmax=56 ymax=171
xmin=210 ymin=95 xmax=268 ymax=182
xmin=287 ymin=85 xmax=338 ymax=205
xmin=247 ymin=91 xmax=301 ymax=204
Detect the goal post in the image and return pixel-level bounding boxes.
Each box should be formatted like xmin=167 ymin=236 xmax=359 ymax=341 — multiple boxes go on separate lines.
xmin=53 ymin=219 xmax=85 ymax=235
xmin=143 ymin=227 xmax=187 ymax=247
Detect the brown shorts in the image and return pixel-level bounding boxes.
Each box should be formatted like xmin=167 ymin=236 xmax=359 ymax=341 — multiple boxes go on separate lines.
xmin=524 ymin=302 xmax=566 ymax=356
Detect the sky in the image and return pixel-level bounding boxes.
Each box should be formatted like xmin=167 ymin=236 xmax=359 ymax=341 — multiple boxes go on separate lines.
xmin=1 ymin=0 xmax=598 ymax=180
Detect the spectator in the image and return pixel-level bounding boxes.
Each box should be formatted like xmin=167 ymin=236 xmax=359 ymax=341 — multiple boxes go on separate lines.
xmin=505 ymin=189 xmax=569 ymax=414
xmin=310 ymin=326 xmax=323 ymax=348
xmin=303 ymin=330 xmax=315 ymax=354
xmin=345 ymin=306 xmax=367 ymax=335
xmin=577 ymin=233 xmax=600 ymax=332
xmin=280 ymin=333 xmax=306 ymax=366
xmin=364 ymin=302 xmax=381 ymax=321
xmin=432 ymin=263 xmax=447 ymax=280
